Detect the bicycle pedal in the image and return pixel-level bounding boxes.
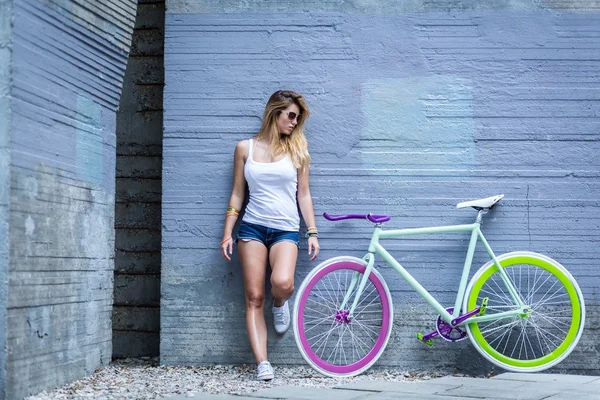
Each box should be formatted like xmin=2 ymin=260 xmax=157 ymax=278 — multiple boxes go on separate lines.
xmin=417 ymin=332 xmax=433 ymax=346
xmin=478 ymin=297 xmax=489 ymax=316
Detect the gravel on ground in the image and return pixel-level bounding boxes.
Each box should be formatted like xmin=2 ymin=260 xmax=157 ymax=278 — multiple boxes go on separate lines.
xmin=26 ymin=358 xmax=483 ymax=400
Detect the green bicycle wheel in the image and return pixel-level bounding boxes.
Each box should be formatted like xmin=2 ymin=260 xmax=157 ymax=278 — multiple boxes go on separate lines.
xmin=464 ymin=251 xmax=584 ymax=372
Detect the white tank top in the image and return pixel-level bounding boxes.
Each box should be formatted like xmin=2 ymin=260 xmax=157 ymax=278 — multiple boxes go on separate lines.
xmin=242 ymin=138 xmax=299 ymax=231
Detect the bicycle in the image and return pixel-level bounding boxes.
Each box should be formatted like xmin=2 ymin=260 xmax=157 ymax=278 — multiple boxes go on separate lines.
xmin=292 ymin=194 xmax=585 ymax=377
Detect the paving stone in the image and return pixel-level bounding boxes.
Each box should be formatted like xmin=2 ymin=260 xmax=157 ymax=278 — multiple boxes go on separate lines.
xmin=491 ymin=373 xmax=600 ymax=384
xmin=424 ymin=376 xmax=528 ymax=390
xmin=166 ymin=394 xmax=257 ymax=400
xmin=353 ymin=393 xmax=481 ymax=400
xmin=520 ymin=382 xmax=600 ymax=396
xmin=162 ymin=374 xmax=600 ymax=400
xmin=247 ymin=386 xmax=368 ymax=400
xmin=444 ymin=384 xmax=559 ymax=400
xmin=544 ymin=393 xmax=600 ymax=400
xmin=335 ymin=380 xmax=462 ymax=394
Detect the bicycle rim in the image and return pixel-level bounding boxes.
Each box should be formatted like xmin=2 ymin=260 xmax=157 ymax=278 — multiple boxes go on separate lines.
xmin=294 ymin=259 xmax=393 ymax=377
xmin=465 ymin=252 xmax=584 ymax=371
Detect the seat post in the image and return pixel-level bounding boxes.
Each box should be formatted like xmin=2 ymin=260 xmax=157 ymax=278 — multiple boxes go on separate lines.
xmin=475 ymin=209 xmax=488 ymax=223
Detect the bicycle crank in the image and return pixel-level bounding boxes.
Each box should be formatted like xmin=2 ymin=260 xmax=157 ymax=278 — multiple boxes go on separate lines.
xmin=436 ymin=308 xmax=468 ymax=342
xmin=416 ymin=299 xmax=488 ymax=345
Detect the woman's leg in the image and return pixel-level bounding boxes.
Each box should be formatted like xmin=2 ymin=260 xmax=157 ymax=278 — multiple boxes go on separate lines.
xmin=238 ymin=240 xmax=269 ymax=364
xmin=269 ymin=241 xmax=299 ymax=307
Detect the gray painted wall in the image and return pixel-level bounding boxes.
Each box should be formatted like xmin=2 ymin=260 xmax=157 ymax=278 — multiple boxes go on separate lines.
xmin=162 ymin=1 xmax=600 ymax=373
xmin=0 ymin=1 xmax=12 ymax=398
xmin=6 ymin=0 xmax=136 ymax=398
xmin=114 ymin=0 xmax=164 ymax=359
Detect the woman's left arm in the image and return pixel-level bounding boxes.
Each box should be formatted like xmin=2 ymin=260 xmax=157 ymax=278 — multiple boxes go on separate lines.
xmin=297 ymin=166 xmax=320 ymax=261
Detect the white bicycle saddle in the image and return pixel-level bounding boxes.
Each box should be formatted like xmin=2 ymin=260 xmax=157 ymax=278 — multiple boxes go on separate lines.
xmin=456 ymin=194 xmax=504 ymax=210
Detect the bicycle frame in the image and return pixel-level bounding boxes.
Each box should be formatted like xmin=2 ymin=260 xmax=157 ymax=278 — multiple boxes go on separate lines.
xmin=342 ymin=210 xmax=528 ymax=326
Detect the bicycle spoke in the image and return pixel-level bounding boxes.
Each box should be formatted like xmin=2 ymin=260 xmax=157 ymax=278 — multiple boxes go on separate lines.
xmin=525 ymin=266 xmax=544 ymax=305
xmin=353 ymin=291 xmax=380 ymax=319
xmin=314 ymin=284 xmax=339 ymax=311
xmin=323 ymin=274 xmax=340 ymax=308
xmin=531 ymin=318 xmax=551 ymax=354
xmin=534 ymin=280 xmax=561 ymax=308
xmin=535 ymin=309 xmax=572 ymax=317
xmin=354 ymin=286 xmax=377 ymax=309
xmin=525 ymin=273 xmax=553 ymax=305
xmin=308 ymin=323 xmax=338 ymax=346
xmin=529 ymin=315 xmax=562 ymax=351
xmin=352 ymin=319 xmax=380 ymax=340
xmin=488 ymin=276 xmax=515 ymax=307
xmin=315 ymin=322 xmax=340 ymax=359
xmin=480 ymin=319 xmax=521 ymax=337
xmin=304 ymin=303 xmax=334 ymax=318
xmin=532 ymin=291 xmax=569 ymax=309
xmin=509 ymin=322 xmax=527 ymax=359
xmin=531 ymin=312 xmax=570 ymax=336
xmin=326 ymin=326 xmax=345 ymax=363
xmin=304 ymin=315 xmax=336 ymax=332
xmin=347 ymin=325 xmax=372 ymax=357
xmin=486 ymin=321 xmax=518 ymax=350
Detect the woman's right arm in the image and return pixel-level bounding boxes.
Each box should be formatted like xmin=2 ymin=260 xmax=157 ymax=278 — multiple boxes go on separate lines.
xmin=221 ymin=140 xmax=248 ymax=261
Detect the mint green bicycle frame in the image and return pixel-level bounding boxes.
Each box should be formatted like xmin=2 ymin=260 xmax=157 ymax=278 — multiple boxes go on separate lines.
xmin=341 ymin=210 xmax=528 ymax=325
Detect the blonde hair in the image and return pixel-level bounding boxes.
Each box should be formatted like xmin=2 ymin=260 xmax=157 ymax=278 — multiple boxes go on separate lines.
xmin=256 ymin=90 xmax=311 ymax=169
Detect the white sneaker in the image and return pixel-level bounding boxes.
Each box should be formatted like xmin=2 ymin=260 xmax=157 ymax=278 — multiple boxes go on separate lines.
xmin=272 ymin=300 xmax=291 ymax=334
xmin=256 ymin=360 xmax=274 ymax=381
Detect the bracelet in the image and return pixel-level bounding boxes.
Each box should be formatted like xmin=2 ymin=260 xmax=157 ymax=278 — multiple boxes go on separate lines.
xmin=221 ymin=237 xmax=232 ymax=244
xmin=305 ymin=232 xmax=318 ymax=238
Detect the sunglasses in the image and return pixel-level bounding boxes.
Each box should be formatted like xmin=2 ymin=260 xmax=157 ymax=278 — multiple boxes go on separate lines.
xmin=284 ymin=111 xmax=301 ymax=122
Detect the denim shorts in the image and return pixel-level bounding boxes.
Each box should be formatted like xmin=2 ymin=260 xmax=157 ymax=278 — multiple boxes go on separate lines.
xmin=237 ymin=221 xmax=299 ymax=249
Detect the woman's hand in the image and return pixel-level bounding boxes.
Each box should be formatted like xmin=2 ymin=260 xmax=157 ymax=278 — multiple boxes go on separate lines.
xmin=308 ymin=236 xmax=320 ymax=261
xmin=221 ymin=237 xmax=233 ymax=261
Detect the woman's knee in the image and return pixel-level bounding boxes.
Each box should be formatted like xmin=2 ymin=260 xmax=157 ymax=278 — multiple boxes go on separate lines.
xmin=271 ymin=275 xmax=294 ymax=296
xmin=245 ymin=290 xmax=265 ymax=308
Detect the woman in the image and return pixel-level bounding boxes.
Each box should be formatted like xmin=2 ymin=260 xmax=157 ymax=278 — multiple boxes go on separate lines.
xmin=220 ymin=90 xmax=320 ymax=381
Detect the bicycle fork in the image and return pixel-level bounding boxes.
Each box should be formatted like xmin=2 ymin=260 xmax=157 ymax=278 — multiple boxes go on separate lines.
xmin=338 ymin=253 xmax=376 ymax=320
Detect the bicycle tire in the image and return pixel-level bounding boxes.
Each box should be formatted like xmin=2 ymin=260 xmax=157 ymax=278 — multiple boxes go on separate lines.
xmin=293 ymin=256 xmax=393 ymax=377
xmin=464 ymin=251 xmax=585 ymax=372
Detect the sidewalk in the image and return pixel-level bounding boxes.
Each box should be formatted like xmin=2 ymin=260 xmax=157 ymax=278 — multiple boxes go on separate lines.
xmin=166 ymin=372 xmax=600 ymax=400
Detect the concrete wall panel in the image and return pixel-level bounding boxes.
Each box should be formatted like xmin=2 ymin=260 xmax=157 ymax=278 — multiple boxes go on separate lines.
xmin=6 ymin=0 xmax=136 ymax=397
xmin=0 ymin=0 xmax=12 ymax=397
xmin=162 ymin=1 xmax=600 ymax=373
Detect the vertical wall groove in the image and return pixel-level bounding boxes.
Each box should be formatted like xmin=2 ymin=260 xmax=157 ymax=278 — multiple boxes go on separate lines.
xmin=114 ymin=0 xmax=165 ymax=359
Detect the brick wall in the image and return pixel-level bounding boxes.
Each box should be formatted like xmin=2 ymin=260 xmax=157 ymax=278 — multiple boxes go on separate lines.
xmin=114 ymin=0 xmax=164 ymax=359
xmin=5 ymin=1 xmax=136 ymax=398
xmin=162 ymin=1 xmax=600 ymax=373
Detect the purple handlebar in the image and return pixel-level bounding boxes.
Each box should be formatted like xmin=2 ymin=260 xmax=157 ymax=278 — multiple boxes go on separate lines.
xmin=323 ymin=212 xmax=391 ymax=223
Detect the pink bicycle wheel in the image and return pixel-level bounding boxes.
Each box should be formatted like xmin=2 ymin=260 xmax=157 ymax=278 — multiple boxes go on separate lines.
xmin=295 ymin=260 xmax=393 ymax=377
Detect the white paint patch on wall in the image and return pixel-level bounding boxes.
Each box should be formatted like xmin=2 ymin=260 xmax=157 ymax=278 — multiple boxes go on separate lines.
xmin=24 ymin=215 xmax=34 ymax=237
xmin=361 ymin=76 xmax=476 ymax=168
